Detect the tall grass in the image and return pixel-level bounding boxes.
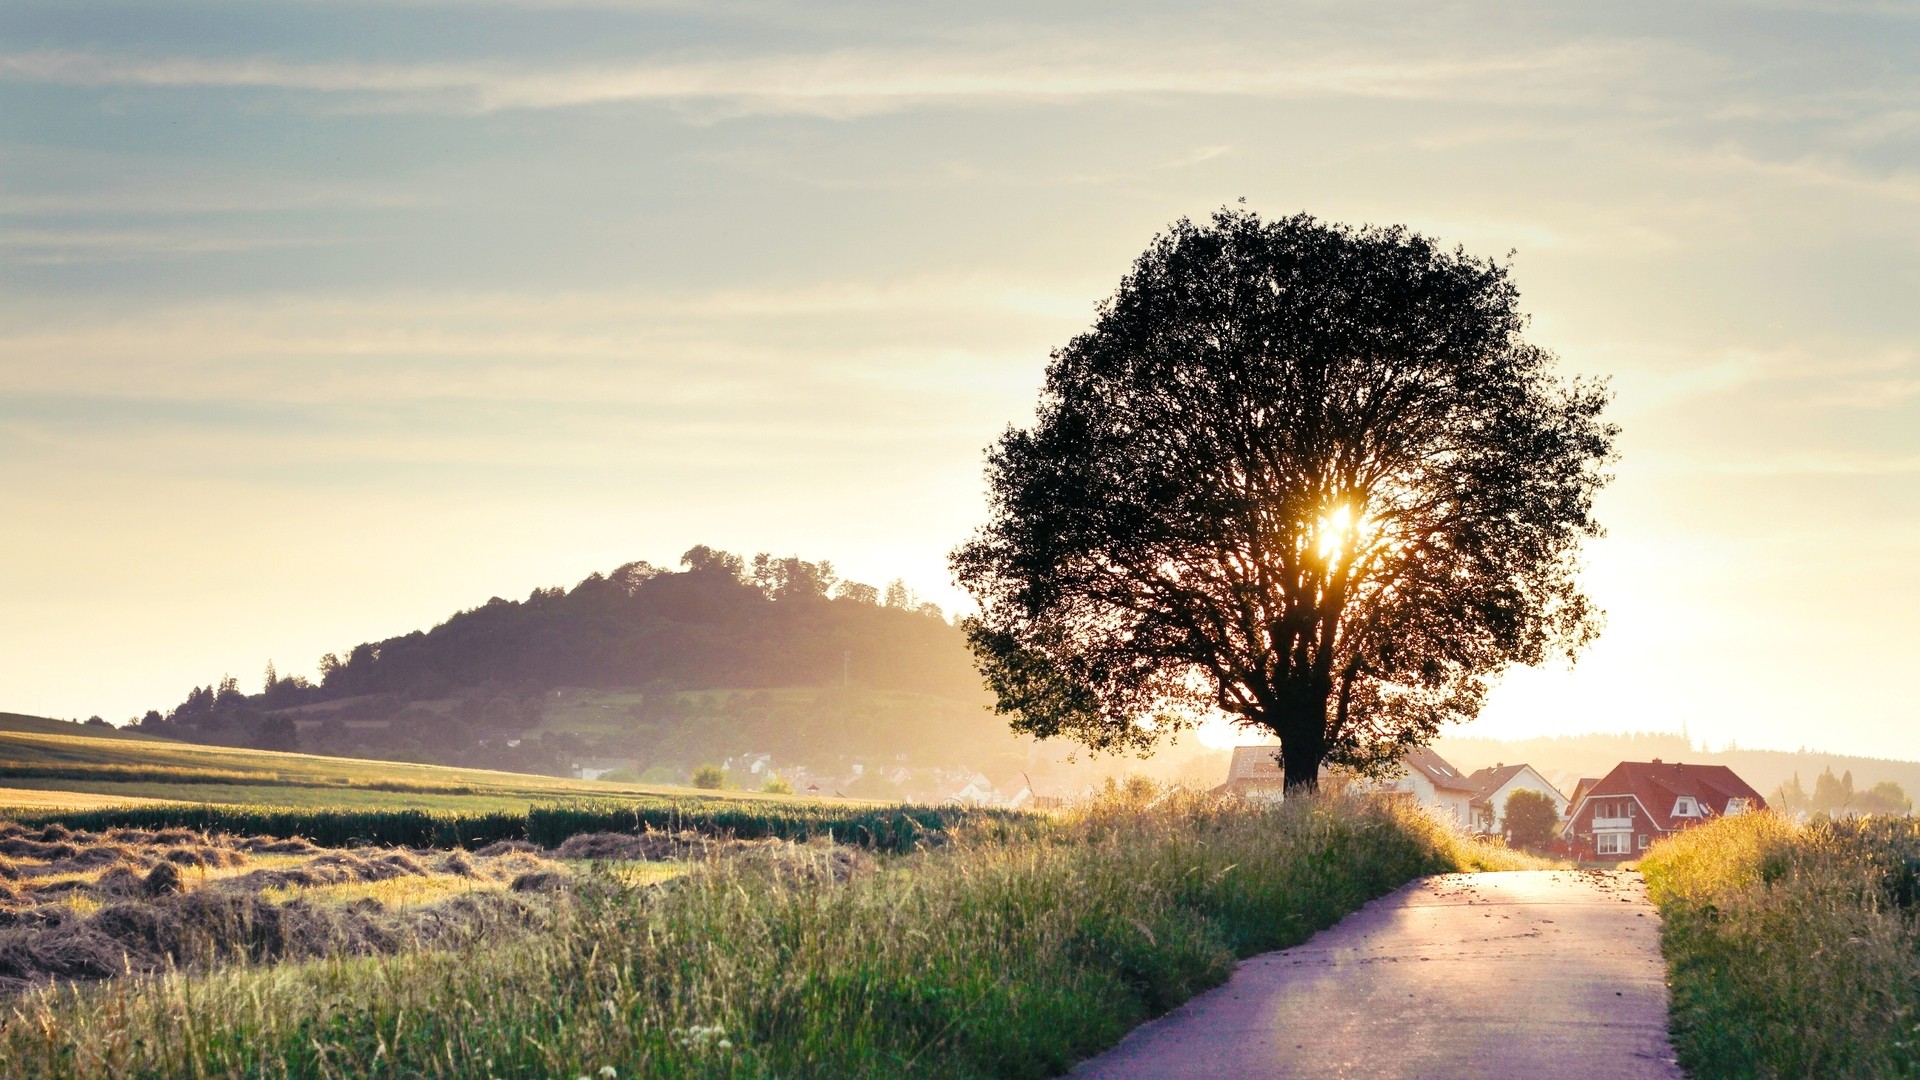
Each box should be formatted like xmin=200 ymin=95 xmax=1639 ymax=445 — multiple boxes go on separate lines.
xmin=1641 ymin=812 xmax=1920 ymax=1079
xmin=0 ymin=791 xmax=1525 ymax=1078
xmin=11 ymin=799 xmax=1011 ymax=853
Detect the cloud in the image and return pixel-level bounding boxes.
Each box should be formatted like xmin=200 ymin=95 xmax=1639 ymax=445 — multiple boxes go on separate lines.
xmin=0 ymin=40 xmax=1668 ymax=116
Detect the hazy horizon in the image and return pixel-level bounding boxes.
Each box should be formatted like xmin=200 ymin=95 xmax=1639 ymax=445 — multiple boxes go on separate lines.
xmin=3 ymin=1 xmax=1916 ymax=759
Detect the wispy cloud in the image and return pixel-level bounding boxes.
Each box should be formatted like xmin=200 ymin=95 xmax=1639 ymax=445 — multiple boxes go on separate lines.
xmin=0 ymin=40 xmax=1667 ymax=116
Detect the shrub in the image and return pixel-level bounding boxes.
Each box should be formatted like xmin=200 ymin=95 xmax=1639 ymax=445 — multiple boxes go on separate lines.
xmin=689 ymin=764 xmax=726 ymax=790
xmin=761 ymin=774 xmax=793 ymax=795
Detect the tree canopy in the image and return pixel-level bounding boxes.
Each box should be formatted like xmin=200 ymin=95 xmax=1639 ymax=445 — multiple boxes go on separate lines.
xmin=1502 ymin=789 xmax=1561 ymax=851
xmin=954 ymin=208 xmax=1616 ymax=789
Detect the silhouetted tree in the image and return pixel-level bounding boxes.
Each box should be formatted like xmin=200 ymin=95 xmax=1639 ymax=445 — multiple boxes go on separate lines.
xmin=836 ymin=581 xmax=880 ymax=605
xmin=954 ymin=208 xmax=1616 ymax=789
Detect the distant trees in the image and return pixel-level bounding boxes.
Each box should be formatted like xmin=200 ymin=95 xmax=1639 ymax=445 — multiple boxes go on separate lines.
xmin=1502 ymin=790 xmax=1560 ymax=850
xmin=1770 ymin=773 xmax=1809 ymax=817
xmin=1769 ymin=769 xmax=1910 ymax=818
xmin=1856 ymin=781 xmax=1912 ymax=815
xmin=691 ymin=764 xmax=727 ymax=789
xmin=954 ymin=208 xmax=1615 ymax=789
xmin=835 ymin=581 xmax=880 ymax=605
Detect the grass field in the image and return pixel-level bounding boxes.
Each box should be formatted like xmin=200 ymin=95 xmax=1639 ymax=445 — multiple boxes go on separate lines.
xmin=0 ymin=788 xmax=1538 ymax=1078
xmin=0 ymin=712 xmax=848 ymax=813
xmin=1641 ymin=812 xmax=1920 ymax=1079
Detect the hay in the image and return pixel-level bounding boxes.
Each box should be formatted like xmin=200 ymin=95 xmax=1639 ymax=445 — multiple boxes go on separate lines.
xmin=508 ymin=870 xmax=571 ymax=894
xmin=553 ymin=831 xmax=695 ymax=862
xmin=94 ymin=867 xmax=143 ymax=899
xmin=142 ymin=863 xmax=184 ymax=898
xmin=472 ymin=840 xmax=541 ymax=857
xmin=238 ymin=838 xmax=319 ymax=855
xmin=0 ymin=839 xmax=78 ymax=860
xmin=0 ymin=886 xmax=543 ymax=994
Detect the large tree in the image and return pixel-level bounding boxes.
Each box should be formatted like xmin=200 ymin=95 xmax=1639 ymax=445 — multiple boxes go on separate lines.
xmin=952 ymin=208 xmax=1615 ymax=790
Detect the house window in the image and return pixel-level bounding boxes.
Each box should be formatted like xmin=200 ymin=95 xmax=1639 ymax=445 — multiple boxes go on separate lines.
xmin=1673 ymin=796 xmax=1698 ymax=817
xmin=1637 ymin=835 xmax=1650 ymax=851
xmin=1726 ymin=798 xmax=1750 ymax=816
xmin=1596 ymin=833 xmax=1631 ymax=855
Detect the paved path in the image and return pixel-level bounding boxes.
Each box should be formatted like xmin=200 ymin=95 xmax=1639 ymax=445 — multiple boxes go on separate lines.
xmin=1071 ymin=870 xmax=1683 ymax=1080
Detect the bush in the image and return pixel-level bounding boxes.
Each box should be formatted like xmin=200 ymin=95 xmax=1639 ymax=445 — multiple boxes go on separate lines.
xmin=761 ymin=774 xmax=793 ymax=795
xmin=689 ymin=764 xmax=726 ymax=790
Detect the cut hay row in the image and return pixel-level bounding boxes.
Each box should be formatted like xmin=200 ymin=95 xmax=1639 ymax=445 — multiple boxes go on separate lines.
xmin=6 ymin=799 xmax=1029 ymax=854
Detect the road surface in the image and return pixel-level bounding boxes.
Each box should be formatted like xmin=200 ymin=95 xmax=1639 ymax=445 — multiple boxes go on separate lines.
xmin=1070 ymin=870 xmax=1683 ymax=1079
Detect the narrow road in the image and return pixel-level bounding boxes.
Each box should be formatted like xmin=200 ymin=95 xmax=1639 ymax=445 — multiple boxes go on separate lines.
xmin=1071 ymin=870 xmax=1683 ymax=1079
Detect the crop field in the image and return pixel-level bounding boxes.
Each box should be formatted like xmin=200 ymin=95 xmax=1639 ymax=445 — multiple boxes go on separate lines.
xmin=1642 ymin=812 xmax=1920 ymax=1079
xmin=0 ymin=784 xmax=1539 ymax=1078
xmin=0 ymin=713 xmax=815 ymax=812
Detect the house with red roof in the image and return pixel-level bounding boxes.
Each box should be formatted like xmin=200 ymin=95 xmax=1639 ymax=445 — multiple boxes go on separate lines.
xmin=1560 ymin=759 xmax=1766 ymax=861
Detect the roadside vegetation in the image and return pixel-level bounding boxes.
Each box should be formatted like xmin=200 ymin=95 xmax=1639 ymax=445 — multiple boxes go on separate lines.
xmin=1641 ymin=812 xmax=1920 ymax=1079
xmin=1 ymin=788 xmax=1534 ymax=1078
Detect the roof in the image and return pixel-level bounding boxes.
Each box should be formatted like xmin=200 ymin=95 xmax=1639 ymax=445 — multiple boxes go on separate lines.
xmin=1463 ymin=764 xmax=1565 ymax=807
xmin=1226 ymin=745 xmax=1284 ymax=782
xmin=1401 ymin=747 xmax=1477 ymax=793
xmin=1576 ymin=760 xmax=1766 ymax=832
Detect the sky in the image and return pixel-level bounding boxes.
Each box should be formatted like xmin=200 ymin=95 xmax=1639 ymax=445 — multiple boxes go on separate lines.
xmin=1 ymin=0 xmax=1916 ymax=758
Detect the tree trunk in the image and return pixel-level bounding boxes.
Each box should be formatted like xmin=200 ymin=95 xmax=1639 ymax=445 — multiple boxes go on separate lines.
xmin=1273 ymin=689 xmax=1330 ymax=795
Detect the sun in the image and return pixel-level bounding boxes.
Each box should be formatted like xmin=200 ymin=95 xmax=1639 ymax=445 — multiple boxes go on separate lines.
xmin=1316 ymin=502 xmax=1356 ymax=564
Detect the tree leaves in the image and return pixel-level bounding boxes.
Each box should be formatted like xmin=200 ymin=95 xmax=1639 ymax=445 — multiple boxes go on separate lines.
xmin=954 ymin=207 xmax=1616 ymax=787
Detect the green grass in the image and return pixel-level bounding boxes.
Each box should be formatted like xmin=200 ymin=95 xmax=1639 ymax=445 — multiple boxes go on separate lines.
xmin=0 ymin=789 xmax=1531 ymax=1079
xmin=10 ymin=797 xmax=1012 ymax=853
xmin=0 ymin=721 xmax=867 ymax=817
xmin=1641 ymin=812 xmax=1920 ymax=1079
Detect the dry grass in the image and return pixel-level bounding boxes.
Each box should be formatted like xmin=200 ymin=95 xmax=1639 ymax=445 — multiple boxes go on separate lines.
xmin=1641 ymin=812 xmax=1920 ymax=1079
xmin=0 ymin=789 xmax=1541 ymax=1078
xmin=0 ymin=787 xmax=178 ymax=811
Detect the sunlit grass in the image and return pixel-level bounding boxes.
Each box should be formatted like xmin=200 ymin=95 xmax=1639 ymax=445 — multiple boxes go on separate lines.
xmin=261 ymin=873 xmax=502 ymax=908
xmin=0 ymin=790 xmax=1515 ymax=1078
xmin=1642 ymin=812 xmax=1920 ymax=1079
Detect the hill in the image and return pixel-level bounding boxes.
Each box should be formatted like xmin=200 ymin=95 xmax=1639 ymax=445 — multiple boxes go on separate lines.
xmin=110 ymin=547 xmax=1227 ymax=802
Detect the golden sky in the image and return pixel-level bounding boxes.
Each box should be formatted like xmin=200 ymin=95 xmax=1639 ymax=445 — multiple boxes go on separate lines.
xmin=1 ymin=1 xmax=1916 ymax=757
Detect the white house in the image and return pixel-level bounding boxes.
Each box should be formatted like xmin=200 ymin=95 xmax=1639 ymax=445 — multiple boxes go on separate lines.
xmin=1344 ymin=748 xmax=1477 ymax=827
xmin=947 ymin=773 xmax=999 ymax=805
xmin=1463 ymin=763 xmax=1568 ymax=835
xmin=1219 ymin=745 xmax=1287 ymax=801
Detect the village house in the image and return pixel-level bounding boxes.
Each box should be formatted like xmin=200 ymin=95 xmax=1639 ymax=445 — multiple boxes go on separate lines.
xmin=1561 ymin=759 xmax=1766 ymax=860
xmin=1366 ymin=747 xmax=1479 ymax=826
xmin=1464 ymin=763 xmax=1569 ymax=835
xmin=1224 ymin=745 xmax=1521 ymax=832
xmin=1218 ymin=745 xmax=1287 ymax=801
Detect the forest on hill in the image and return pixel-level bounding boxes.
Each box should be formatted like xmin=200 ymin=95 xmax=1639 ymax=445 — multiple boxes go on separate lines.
xmin=122 ymin=547 xmax=1050 ymax=789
